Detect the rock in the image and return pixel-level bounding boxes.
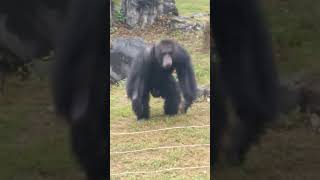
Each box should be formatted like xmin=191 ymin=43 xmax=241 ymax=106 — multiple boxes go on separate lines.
xmin=300 ymin=76 xmax=320 ymax=114
xmin=169 ymin=16 xmax=205 ymax=32
xmin=279 ymin=73 xmax=320 ymax=116
xmin=121 ymin=0 xmax=178 ymax=28
xmin=110 ymin=37 xmax=147 ymax=83
xmin=309 ymin=113 xmax=320 ymax=133
xmin=158 ymin=0 xmax=179 ymax=16
xmin=190 ymin=13 xmax=210 ymax=18
xmin=196 ymin=86 xmax=210 ymax=102
xmin=279 ymin=77 xmax=303 ymax=114
xmin=0 ymin=49 xmax=32 ymax=94
xmin=29 ymin=58 xmax=53 ymax=80
xmin=202 ymin=21 xmax=211 ymax=51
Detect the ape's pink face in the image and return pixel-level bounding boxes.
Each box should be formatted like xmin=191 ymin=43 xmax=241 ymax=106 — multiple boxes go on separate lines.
xmin=162 ymin=54 xmax=172 ymax=69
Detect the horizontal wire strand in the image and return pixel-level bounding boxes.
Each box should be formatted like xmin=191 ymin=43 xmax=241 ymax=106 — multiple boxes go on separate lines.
xmin=111 ymin=144 xmax=210 ymax=154
xmin=110 ymin=125 xmax=210 ymax=136
xmin=111 ymin=165 xmax=210 ymax=176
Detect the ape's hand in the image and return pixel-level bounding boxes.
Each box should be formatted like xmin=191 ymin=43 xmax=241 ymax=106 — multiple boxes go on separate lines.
xmin=180 ymin=100 xmax=192 ymax=114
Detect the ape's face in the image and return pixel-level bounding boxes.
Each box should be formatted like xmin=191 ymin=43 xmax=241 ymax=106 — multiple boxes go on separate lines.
xmin=155 ymin=40 xmax=175 ymax=70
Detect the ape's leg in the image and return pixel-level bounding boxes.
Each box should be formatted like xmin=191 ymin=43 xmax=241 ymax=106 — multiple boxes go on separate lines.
xmin=163 ymin=76 xmax=181 ymax=115
xmin=70 ymin=54 xmax=106 ymax=180
xmin=212 ymin=95 xmax=229 ymax=167
xmin=132 ymin=92 xmax=150 ymax=120
xmin=71 ymin=117 xmax=105 ymax=180
xmin=212 ymin=62 xmax=229 ymax=167
xmin=227 ymin=100 xmax=270 ymax=164
xmin=51 ymin=0 xmax=107 ymax=179
xmin=0 ymin=70 xmax=6 ymax=95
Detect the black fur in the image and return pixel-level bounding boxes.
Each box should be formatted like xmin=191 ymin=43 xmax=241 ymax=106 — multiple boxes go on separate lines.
xmin=212 ymin=0 xmax=280 ymax=167
xmin=126 ymin=39 xmax=197 ymax=120
xmin=0 ymin=0 xmax=107 ymax=179
xmin=52 ymin=0 xmax=107 ymax=179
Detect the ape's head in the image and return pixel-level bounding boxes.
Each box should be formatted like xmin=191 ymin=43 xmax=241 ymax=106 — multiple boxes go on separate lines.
xmin=154 ymin=39 xmax=176 ymax=70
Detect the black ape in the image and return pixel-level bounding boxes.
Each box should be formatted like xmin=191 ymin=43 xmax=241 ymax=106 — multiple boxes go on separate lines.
xmin=0 ymin=0 xmax=107 ymax=179
xmin=52 ymin=1 xmax=107 ymax=179
xmin=126 ymin=39 xmax=197 ymax=120
xmin=212 ymin=0 xmax=280 ymax=167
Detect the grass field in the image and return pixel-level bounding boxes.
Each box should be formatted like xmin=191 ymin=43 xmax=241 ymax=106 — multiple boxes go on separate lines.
xmin=0 ymin=78 xmax=85 ymax=179
xmin=266 ymin=0 xmax=320 ymax=75
xmin=176 ymin=0 xmax=210 ymax=16
xmin=1 ymin=0 xmax=320 ymax=179
xmin=110 ymin=2 xmax=211 ymax=178
xmin=110 ymin=31 xmax=211 ymax=178
xmin=110 ymin=0 xmax=211 ymax=179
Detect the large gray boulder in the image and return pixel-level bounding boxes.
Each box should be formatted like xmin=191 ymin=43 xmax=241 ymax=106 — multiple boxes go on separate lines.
xmin=158 ymin=0 xmax=178 ymax=16
xmin=110 ymin=37 xmax=147 ymax=83
xmin=279 ymin=73 xmax=320 ymax=115
xmin=121 ymin=0 xmax=178 ymax=28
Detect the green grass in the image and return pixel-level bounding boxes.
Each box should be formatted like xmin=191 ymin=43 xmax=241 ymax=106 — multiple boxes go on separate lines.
xmin=265 ymin=0 xmax=320 ymax=75
xmin=0 ymin=1 xmax=210 ymax=179
xmin=110 ymin=1 xmax=211 ymax=178
xmin=110 ymin=85 xmax=210 ymax=179
xmin=176 ymin=0 xmax=210 ymax=16
xmin=0 ymin=78 xmax=85 ymax=180
xmin=5 ymin=0 xmax=320 ymax=179
xmin=112 ymin=0 xmax=210 ymax=16
xmin=112 ymin=0 xmax=121 ymax=7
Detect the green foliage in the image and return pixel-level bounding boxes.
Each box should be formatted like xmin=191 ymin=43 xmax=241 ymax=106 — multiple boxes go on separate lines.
xmin=114 ymin=9 xmax=126 ymax=23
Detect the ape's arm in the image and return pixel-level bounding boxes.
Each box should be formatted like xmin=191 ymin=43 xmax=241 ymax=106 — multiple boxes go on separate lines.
xmin=213 ymin=0 xmax=279 ymax=121
xmin=175 ymin=46 xmax=198 ymax=113
xmin=126 ymin=47 xmax=152 ymax=101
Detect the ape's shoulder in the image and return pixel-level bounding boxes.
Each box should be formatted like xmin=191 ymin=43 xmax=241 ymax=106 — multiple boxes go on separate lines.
xmin=135 ymin=45 xmax=154 ymax=64
xmin=173 ymin=44 xmax=191 ymax=64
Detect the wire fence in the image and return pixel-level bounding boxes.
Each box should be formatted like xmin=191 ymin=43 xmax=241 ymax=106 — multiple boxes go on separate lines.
xmin=110 ymin=124 xmax=210 ymax=177
xmin=111 ymin=143 xmax=210 ymax=154
xmin=111 ymin=165 xmax=210 ymax=176
xmin=110 ymin=125 xmax=210 ymax=136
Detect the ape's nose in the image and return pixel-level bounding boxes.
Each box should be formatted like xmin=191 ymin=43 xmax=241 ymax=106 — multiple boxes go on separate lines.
xmin=162 ymin=54 xmax=172 ymax=69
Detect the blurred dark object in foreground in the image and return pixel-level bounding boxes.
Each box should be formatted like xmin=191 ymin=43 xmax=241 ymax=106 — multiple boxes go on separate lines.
xmin=212 ymin=0 xmax=280 ymax=171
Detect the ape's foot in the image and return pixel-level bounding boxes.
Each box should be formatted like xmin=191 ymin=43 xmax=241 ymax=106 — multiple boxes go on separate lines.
xmin=132 ymin=100 xmax=149 ymax=121
xmin=137 ymin=114 xmax=149 ymax=121
xmin=179 ymin=102 xmax=190 ymax=114
xmin=164 ymin=108 xmax=179 ymax=116
xmin=180 ymin=107 xmax=188 ymax=114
